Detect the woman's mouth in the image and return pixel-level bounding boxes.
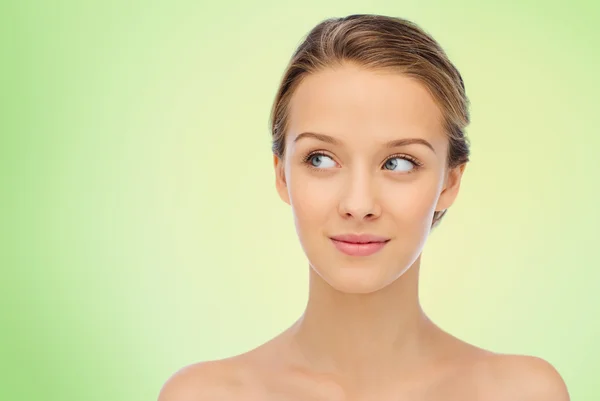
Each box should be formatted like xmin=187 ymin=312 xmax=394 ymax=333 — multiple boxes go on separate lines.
xmin=329 ymin=234 xmax=390 ymax=257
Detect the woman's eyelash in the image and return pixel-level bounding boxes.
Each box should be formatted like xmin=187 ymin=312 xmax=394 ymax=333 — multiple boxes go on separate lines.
xmin=301 ymin=151 xmax=336 ymax=172
xmin=302 ymin=151 xmax=330 ymax=164
xmin=384 ymin=153 xmax=423 ymax=168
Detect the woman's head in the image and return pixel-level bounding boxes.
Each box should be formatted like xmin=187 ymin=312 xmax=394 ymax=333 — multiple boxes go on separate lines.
xmin=270 ymin=14 xmax=471 ymax=293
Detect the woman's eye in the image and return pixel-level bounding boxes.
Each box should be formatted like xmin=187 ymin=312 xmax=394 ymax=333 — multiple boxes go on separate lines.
xmin=383 ymin=157 xmax=415 ymax=172
xmin=308 ymin=154 xmax=337 ymax=168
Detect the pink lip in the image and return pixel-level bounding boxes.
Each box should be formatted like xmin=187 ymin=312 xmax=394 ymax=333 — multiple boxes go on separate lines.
xmin=329 ymin=234 xmax=390 ymax=257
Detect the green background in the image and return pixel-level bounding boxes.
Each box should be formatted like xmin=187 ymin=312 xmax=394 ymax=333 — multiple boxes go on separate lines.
xmin=2 ymin=1 xmax=598 ymax=400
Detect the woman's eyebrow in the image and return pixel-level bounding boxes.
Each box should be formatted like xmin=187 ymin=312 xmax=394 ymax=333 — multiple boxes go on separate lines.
xmin=294 ymin=132 xmax=436 ymax=154
xmin=385 ymin=138 xmax=436 ymax=154
xmin=294 ymin=132 xmax=340 ymax=145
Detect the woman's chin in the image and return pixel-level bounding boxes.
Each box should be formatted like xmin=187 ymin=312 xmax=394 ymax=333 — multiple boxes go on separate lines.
xmin=313 ymin=265 xmax=400 ymax=294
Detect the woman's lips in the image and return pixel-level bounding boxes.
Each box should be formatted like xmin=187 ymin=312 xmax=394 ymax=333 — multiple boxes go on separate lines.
xmin=329 ymin=234 xmax=390 ymax=257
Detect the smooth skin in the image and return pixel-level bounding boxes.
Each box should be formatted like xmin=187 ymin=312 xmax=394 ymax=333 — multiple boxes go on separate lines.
xmin=159 ymin=63 xmax=570 ymax=401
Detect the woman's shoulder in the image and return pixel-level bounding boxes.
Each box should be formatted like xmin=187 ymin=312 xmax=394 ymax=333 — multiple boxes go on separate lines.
xmin=431 ymin=329 xmax=569 ymax=400
xmin=157 ymin=355 xmax=259 ymax=401
xmin=463 ymin=352 xmax=570 ymax=401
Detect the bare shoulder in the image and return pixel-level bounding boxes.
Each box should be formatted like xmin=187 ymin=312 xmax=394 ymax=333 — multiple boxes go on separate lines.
xmin=157 ymin=357 xmax=257 ymax=401
xmin=474 ymin=353 xmax=570 ymax=401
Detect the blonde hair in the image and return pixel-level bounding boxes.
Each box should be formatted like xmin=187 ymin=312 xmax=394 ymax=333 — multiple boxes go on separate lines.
xmin=269 ymin=14 xmax=471 ymax=228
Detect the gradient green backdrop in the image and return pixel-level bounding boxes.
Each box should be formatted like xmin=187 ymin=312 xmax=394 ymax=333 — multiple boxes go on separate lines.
xmin=2 ymin=0 xmax=598 ymax=400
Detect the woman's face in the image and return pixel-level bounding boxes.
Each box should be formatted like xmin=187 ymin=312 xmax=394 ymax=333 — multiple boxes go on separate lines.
xmin=274 ymin=63 xmax=465 ymax=294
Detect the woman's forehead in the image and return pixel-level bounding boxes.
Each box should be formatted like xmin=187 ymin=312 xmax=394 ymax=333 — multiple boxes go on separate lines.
xmin=288 ymin=65 xmax=447 ymax=146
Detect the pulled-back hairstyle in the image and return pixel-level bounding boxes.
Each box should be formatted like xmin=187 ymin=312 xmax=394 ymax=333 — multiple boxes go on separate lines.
xmin=269 ymin=14 xmax=471 ymax=228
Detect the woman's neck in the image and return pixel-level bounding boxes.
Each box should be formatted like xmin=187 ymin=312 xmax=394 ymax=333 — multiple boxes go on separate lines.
xmin=286 ymin=255 xmax=443 ymax=393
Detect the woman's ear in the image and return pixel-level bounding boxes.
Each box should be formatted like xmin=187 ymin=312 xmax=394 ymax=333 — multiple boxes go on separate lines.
xmin=435 ymin=163 xmax=466 ymax=212
xmin=274 ymin=154 xmax=291 ymax=205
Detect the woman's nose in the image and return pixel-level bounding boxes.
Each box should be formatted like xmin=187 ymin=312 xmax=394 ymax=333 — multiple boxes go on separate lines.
xmin=337 ymin=172 xmax=382 ymax=220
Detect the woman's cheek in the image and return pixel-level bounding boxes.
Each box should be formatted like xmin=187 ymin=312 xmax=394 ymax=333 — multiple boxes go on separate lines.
xmin=384 ymin=178 xmax=438 ymax=221
xmin=289 ymin=172 xmax=338 ymax=222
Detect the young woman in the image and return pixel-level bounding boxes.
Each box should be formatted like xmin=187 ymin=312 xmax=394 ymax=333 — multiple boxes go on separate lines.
xmin=159 ymin=14 xmax=569 ymax=401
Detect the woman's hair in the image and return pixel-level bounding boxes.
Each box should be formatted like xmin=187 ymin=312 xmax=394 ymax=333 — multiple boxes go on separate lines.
xmin=269 ymin=14 xmax=471 ymax=228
